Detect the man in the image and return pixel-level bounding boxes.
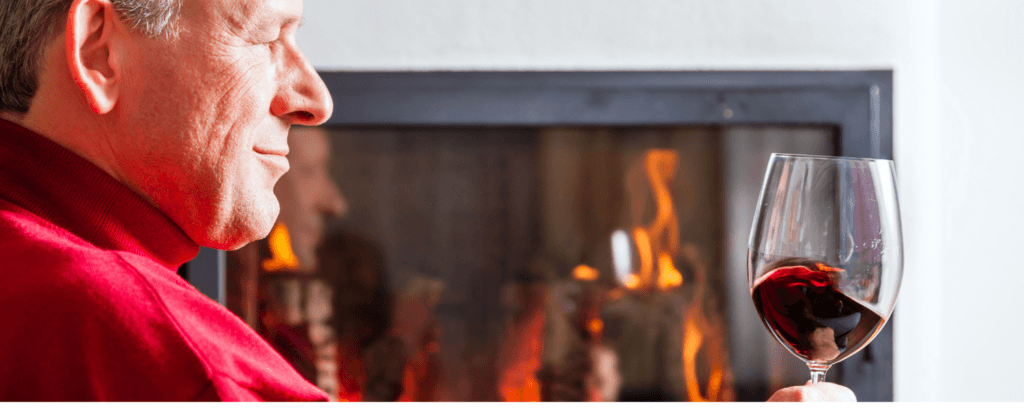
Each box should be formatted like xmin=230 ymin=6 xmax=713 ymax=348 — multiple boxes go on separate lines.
xmin=0 ymin=0 xmax=852 ymax=402
xmin=0 ymin=0 xmax=332 ymax=401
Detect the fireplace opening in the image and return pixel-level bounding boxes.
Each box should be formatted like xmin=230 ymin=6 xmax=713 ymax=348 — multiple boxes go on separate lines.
xmin=203 ymin=71 xmax=893 ymax=402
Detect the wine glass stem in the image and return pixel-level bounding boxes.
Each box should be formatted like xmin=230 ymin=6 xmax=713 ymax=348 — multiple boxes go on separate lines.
xmin=808 ymin=363 xmax=830 ymax=384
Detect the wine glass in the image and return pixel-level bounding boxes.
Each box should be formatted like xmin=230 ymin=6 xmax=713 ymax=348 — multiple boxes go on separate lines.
xmin=747 ymin=153 xmax=903 ymax=385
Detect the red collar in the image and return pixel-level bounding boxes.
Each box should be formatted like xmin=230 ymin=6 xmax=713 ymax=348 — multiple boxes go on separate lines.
xmin=0 ymin=119 xmax=199 ymax=270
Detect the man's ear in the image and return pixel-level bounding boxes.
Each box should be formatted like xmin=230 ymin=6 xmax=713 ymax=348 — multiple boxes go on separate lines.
xmin=66 ymin=0 xmax=123 ymax=115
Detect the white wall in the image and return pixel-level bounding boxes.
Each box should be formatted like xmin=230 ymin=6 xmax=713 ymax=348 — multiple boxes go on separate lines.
xmin=298 ymin=0 xmax=1024 ymax=401
xmin=931 ymin=0 xmax=1024 ymax=400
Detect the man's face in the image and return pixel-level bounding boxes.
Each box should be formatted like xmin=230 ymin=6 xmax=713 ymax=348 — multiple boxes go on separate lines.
xmin=111 ymin=0 xmax=332 ymax=249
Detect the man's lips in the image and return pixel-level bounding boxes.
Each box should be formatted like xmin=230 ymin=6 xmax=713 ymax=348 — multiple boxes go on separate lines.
xmin=254 ymin=147 xmax=290 ymax=173
xmin=253 ymin=146 xmax=289 ymax=156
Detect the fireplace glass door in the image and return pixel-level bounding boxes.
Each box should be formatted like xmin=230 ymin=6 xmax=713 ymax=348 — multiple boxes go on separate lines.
xmin=225 ymin=124 xmax=840 ymax=401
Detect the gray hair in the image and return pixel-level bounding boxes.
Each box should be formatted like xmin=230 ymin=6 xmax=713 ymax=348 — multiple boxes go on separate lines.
xmin=0 ymin=0 xmax=181 ymax=113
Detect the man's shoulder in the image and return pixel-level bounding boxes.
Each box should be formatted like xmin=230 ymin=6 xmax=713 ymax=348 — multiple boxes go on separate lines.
xmin=0 ymin=200 xmax=326 ymax=401
xmin=0 ymin=200 xmax=215 ymax=400
xmin=0 ymin=197 xmax=208 ymax=348
xmin=0 ymin=199 xmax=123 ymax=284
xmin=0 ymin=200 xmax=162 ymax=299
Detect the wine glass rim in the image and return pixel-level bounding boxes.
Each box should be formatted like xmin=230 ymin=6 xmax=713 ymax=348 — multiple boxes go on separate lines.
xmin=771 ymin=153 xmax=894 ymax=164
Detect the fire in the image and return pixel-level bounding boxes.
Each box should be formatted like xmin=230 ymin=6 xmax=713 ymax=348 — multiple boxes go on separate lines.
xmin=657 ymin=252 xmax=683 ymax=291
xmin=573 ymin=264 xmax=600 ymax=281
xmin=621 ymin=149 xmax=730 ymax=401
xmin=632 ymin=227 xmax=654 ymax=286
xmin=502 ymin=378 xmax=541 ymax=402
xmin=683 ymin=308 xmax=724 ymax=402
xmin=683 ymin=318 xmax=704 ymax=400
xmin=679 ymin=245 xmax=730 ymax=402
xmin=498 ymin=286 xmax=546 ymax=402
xmin=499 ymin=330 xmax=543 ymax=402
xmin=626 ymin=150 xmax=683 ymax=291
xmin=262 ymin=222 xmax=301 ymax=271
xmin=644 ymin=150 xmax=680 ymax=254
xmin=624 ymin=274 xmax=640 ymax=290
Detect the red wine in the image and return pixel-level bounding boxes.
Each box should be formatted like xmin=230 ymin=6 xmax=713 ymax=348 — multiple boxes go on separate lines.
xmin=751 ymin=258 xmax=884 ymax=364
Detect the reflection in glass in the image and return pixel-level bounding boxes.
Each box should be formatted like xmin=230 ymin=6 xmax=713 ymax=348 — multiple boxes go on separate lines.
xmin=226 ymin=125 xmax=838 ymax=401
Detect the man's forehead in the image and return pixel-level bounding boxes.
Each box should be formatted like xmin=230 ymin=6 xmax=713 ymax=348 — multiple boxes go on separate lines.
xmin=193 ymin=0 xmax=303 ymax=30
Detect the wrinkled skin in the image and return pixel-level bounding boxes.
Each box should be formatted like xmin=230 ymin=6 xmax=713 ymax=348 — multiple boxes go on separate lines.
xmin=5 ymin=0 xmax=334 ymax=250
xmin=113 ymin=0 xmax=333 ymax=249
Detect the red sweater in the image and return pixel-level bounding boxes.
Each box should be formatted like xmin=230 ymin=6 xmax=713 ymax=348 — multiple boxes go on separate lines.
xmin=0 ymin=119 xmax=328 ymax=401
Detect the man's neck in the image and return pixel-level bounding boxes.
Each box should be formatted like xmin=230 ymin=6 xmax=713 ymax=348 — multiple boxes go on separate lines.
xmin=5 ymin=100 xmax=155 ymax=216
xmin=0 ymin=111 xmax=26 ymax=124
xmin=12 ymin=92 xmax=124 ymax=184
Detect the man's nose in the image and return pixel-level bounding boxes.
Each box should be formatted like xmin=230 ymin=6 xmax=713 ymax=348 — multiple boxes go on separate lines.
xmin=272 ymin=47 xmax=333 ymax=126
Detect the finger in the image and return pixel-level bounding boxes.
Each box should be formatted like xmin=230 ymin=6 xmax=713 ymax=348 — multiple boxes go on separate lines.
xmin=808 ymin=382 xmax=857 ymax=402
xmin=767 ymin=383 xmax=856 ymax=402
xmin=768 ymin=386 xmax=812 ymax=402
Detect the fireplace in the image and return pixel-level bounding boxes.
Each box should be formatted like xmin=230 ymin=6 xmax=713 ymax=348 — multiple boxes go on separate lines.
xmin=183 ymin=71 xmax=893 ymax=401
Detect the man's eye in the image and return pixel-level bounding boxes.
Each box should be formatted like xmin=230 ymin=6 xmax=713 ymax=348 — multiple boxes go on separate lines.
xmin=256 ymin=30 xmax=282 ymax=46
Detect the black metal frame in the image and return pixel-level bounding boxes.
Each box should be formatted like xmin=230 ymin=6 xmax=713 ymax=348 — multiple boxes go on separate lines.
xmin=186 ymin=70 xmax=894 ymax=400
xmin=180 ymin=247 xmax=225 ymax=305
xmin=324 ymin=71 xmax=891 ymax=159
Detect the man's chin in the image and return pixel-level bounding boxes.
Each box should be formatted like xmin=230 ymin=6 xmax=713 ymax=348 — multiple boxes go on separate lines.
xmin=218 ymin=237 xmax=258 ymax=251
xmin=185 ymin=195 xmax=279 ymax=250
xmin=199 ymin=233 xmax=263 ymax=251
xmin=195 ymin=219 xmax=276 ymax=251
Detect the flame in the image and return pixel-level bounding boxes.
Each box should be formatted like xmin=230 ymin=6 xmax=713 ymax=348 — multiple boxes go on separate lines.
xmin=815 ymin=262 xmax=845 ymax=272
xmin=679 ymin=245 xmax=730 ymax=402
xmin=624 ymin=274 xmax=640 ymax=290
xmin=262 ymin=222 xmax=301 ymax=271
xmin=682 ymin=310 xmax=724 ymax=402
xmin=502 ymin=378 xmax=541 ymax=402
xmin=683 ymin=318 xmax=705 ymax=401
xmin=621 ymin=149 xmax=729 ymax=401
xmin=573 ymin=264 xmax=600 ymax=281
xmin=588 ymin=318 xmax=604 ymax=335
xmin=499 ymin=304 xmax=545 ymax=402
xmin=632 ymin=227 xmax=654 ymax=286
xmin=656 ymin=252 xmax=683 ymax=291
xmin=500 ymin=343 xmax=542 ymax=402
xmin=626 ymin=150 xmax=683 ymax=291
xmin=644 ymin=150 xmax=680 ymax=254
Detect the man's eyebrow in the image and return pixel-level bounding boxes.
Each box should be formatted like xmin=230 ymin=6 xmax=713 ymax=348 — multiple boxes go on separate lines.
xmin=279 ymin=14 xmax=302 ymax=26
xmin=272 ymin=14 xmax=303 ymax=30
xmin=251 ymin=5 xmax=302 ymax=29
